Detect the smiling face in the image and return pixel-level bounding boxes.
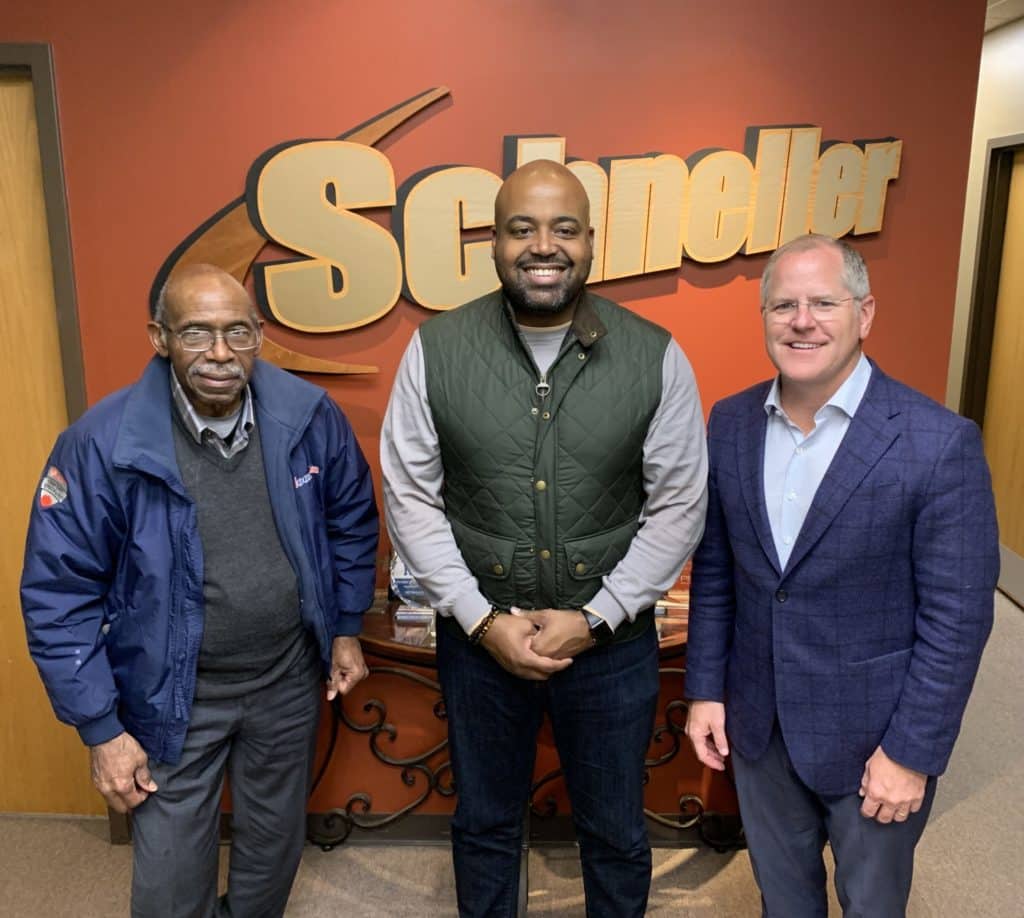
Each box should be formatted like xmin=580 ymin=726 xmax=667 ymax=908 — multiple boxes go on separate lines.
xmin=147 ymin=266 xmax=263 ymax=418
xmin=492 ymin=162 xmax=594 ymax=326
xmin=762 ymin=243 xmax=875 ymax=407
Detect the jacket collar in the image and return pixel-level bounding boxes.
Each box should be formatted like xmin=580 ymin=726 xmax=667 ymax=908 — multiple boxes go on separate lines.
xmin=499 ymin=290 xmax=608 ymax=349
xmin=738 ymin=358 xmax=900 ymax=578
xmin=112 ymin=356 xmax=325 ymax=489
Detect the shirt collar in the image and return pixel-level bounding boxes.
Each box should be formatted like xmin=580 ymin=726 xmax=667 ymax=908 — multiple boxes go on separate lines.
xmin=169 ymin=367 xmax=255 ymax=456
xmin=501 ymin=291 xmax=607 ymax=348
xmin=764 ymin=352 xmax=873 ymax=420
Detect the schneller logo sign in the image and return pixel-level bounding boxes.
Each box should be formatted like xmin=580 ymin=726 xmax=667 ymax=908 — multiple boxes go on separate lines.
xmin=153 ymin=87 xmax=901 ymax=374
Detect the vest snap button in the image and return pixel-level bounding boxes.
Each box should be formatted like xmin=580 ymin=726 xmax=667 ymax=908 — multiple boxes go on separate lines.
xmin=535 ymin=480 xmax=547 ymax=491
xmin=539 ymin=549 xmax=551 ymax=560
xmin=542 ymin=411 xmax=551 ymax=420
xmin=578 ymin=352 xmax=586 ymax=360
xmin=575 ymin=562 xmax=586 ymax=574
xmin=493 ymin=563 xmax=504 ymax=575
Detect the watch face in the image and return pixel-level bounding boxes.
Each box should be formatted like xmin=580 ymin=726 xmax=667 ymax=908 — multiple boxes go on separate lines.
xmin=592 ymin=620 xmax=614 ymax=644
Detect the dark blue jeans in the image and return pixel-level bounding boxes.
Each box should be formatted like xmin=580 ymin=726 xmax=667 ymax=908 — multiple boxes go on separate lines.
xmin=437 ymin=619 xmax=660 ymax=918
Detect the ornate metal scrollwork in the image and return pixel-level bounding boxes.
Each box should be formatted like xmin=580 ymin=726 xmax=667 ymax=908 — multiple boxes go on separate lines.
xmin=306 ymin=665 xmax=452 ymax=850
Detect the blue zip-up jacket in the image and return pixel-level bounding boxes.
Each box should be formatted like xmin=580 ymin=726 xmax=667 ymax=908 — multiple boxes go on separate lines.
xmin=21 ymin=356 xmax=378 ymax=765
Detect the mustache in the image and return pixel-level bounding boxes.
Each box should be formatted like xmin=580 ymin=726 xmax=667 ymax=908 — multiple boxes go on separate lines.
xmin=189 ymin=362 xmax=244 ymax=379
xmin=516 ymin=255 xmax=571 ymax=268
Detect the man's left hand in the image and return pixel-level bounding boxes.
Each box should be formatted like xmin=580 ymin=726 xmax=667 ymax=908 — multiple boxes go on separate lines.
xmin=520 ymin=609 xmax=594 ymax=660
xmin=858 ymin=745 xmax=927 ymax=824
xmin=326 ymin=636 xmax=369 ymax=700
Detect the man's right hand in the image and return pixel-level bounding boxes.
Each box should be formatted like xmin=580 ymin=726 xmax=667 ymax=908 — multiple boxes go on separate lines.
xmin=685 ymin=700 xmax=729 ymax=771
xmin=480 ymin=613 xmax=574 ymax=681
xmin=89 ymin=732 xmax=158 ymax=813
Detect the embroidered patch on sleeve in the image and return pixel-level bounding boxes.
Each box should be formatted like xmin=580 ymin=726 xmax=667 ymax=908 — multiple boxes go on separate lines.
xmin=39 ymin=466 xmax=68 ymax=508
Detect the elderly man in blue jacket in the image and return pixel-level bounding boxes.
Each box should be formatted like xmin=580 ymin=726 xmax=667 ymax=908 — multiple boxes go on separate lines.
xmin=685 ymin=235 xmax=999 ymax=917
xmin=21 ymin=264 xmax=379 ymax=917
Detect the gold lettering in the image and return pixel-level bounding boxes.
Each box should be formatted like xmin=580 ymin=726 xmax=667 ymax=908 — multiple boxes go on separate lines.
xmin=855 ymin=140 xmax=902 ymax=234
xmin=685 ymin=150 xmax=752 ymax=263
xmin=567 ymin=160 xmax=609 ymax=283
xmin=778 ymin=127 xmax=822 ymax=245
xmin=744 ymin=128 xmax=792 ymax=254
xmin=604 ymin=154 xmax=688 ymax=279
xmin=398 ymin=166 xmax=501 ymax=311
xmin=250 ymin=141 xmax=401 ymax=331
xmin=811 ymin=142 xmax=865 ymax=237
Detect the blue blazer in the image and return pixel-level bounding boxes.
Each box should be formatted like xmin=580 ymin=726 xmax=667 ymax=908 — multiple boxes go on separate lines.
xmin=686 ymin=362 xmax=999 ymax=795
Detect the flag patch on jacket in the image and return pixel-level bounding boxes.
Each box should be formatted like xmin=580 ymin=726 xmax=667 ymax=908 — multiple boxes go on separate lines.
xmin=39 ymin=466 xmax=68 ymax=508
xmin=293 ymin=465 xmax=321 ymax=489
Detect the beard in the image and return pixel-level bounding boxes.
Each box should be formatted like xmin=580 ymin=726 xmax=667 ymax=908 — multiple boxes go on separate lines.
xmin=497 ymin=255 xmax=591 ymax=318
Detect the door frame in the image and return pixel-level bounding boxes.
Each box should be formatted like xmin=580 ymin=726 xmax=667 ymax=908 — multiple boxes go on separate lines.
xmin=0 ymin=43 xmax=85 ymax=420
xmin=959 ymin=132 xmax=1024 ymax=605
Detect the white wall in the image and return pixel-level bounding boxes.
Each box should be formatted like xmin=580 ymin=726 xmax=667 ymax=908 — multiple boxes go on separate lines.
xmin=948 ymin=18 xmax=1024 ymax=408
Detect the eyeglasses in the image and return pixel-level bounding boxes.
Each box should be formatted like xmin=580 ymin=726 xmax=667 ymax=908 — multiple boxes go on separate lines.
xmin=762 ymin=297 xmax=859 ymax=323
xmin=162 ymin=324 xmax=261 ymax=352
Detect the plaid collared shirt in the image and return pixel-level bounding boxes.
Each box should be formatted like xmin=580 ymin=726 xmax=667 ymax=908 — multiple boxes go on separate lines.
xmin=169 ymin=368 xmax=255 ymax=459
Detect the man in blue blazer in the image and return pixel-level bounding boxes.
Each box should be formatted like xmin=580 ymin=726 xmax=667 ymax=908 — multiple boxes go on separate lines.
xmin=684 ymin=234 xmax=999 ymax=917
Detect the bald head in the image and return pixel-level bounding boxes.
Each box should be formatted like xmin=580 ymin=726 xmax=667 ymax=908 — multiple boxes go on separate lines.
xmin=153 ymin=264 xmax=256 ymax=324
xmin=495 ymin=160 xmax=591 ymax=228
xmin=492 ymin=161 xmax=594 ymax=325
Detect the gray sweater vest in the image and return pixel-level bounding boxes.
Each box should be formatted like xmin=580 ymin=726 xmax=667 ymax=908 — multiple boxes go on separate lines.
xmin=171 ymin=417 xmax=312 ymax=698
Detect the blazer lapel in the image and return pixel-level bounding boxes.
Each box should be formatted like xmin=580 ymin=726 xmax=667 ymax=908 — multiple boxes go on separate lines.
xmin=737 ymin=387 xmax=782 ymax=575
xmin=783 ymin=368 xmax=901 ymax=575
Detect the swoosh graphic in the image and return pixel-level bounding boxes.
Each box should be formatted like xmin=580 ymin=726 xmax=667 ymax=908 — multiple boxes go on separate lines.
xmin=150 ymin=86 xmax=451 ymax=374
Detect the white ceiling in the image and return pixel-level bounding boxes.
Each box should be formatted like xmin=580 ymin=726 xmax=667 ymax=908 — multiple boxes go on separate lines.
xmin=986 ymin=0 xmax=1024 ymax=31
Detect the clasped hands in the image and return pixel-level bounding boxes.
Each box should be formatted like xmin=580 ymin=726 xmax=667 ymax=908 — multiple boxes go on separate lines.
xmin=480 ymin=608 xmax=593 ymax=680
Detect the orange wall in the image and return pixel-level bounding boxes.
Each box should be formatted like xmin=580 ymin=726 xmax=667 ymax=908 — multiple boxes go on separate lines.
xmin=7 ymin=0 xmax=985 ymax=544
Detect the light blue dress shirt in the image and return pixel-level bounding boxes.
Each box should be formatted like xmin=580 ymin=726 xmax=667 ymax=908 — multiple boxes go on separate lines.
xmin=763 ymin=354 xmax=873 ymax=569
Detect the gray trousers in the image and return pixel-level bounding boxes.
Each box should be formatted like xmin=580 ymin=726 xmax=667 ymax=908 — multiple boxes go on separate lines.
xmin=732 ymin=723 xmax=936 ymax=918
xmin=130 ymin=661 xmax=321 ymax=918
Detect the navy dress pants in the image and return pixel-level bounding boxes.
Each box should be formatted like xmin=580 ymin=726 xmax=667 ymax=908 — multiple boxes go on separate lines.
xmin=437 ymin=620 xmax=660 ymax=918
xmin=732 ymin=722 xmax=937 ymax=918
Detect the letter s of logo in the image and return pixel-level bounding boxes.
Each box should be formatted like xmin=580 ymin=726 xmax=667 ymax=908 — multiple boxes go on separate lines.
xmin=149 ymin=86 xmax=450 ymax=375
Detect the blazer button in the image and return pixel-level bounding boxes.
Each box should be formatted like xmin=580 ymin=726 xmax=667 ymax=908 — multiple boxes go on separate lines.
xmin=775 ymin=589 xmax=788 ymax=603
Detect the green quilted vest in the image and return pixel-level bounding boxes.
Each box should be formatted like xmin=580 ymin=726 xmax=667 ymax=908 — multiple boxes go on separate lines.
xmin=420 ymin=290 xmax=669 ymax=613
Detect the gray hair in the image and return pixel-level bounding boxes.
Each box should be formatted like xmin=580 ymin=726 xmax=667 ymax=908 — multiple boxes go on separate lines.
xmin=760 ymin=234 xmax=870 ymax=307
xmin=152 ymin=276 xmax=171 ymax=323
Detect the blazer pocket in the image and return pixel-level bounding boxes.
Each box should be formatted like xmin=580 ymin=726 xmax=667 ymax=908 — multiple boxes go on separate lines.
xmin=843 ymin=646 xmax=913 ymax=670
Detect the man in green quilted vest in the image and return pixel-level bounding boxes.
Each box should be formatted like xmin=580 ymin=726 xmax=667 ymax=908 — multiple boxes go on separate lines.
xmin=381 ymin=160 xmax=708 ymax=917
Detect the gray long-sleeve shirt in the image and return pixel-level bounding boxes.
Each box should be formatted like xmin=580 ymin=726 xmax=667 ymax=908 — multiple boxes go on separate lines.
xmin=381 ymin=324 xmax=709 ymax=635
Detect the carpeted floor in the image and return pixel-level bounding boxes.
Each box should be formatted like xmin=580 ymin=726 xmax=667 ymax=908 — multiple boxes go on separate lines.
xmin=2 ymin=592 xmax=1021 ymax=917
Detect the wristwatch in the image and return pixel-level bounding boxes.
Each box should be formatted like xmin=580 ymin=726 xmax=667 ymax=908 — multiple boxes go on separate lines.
xmin=583 ymin=609 xmax=614 ymax=646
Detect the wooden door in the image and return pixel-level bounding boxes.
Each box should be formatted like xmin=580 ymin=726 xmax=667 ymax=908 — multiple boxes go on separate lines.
xmin=0 ymin=71 xmax=101 ymax=814
xmin=982 ymin=149 xmax=1024 ymax=564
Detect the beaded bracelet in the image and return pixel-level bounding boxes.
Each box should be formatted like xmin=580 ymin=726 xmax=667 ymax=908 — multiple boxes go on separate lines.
xmin=468 ymin=607 xmax=502 ymax=645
